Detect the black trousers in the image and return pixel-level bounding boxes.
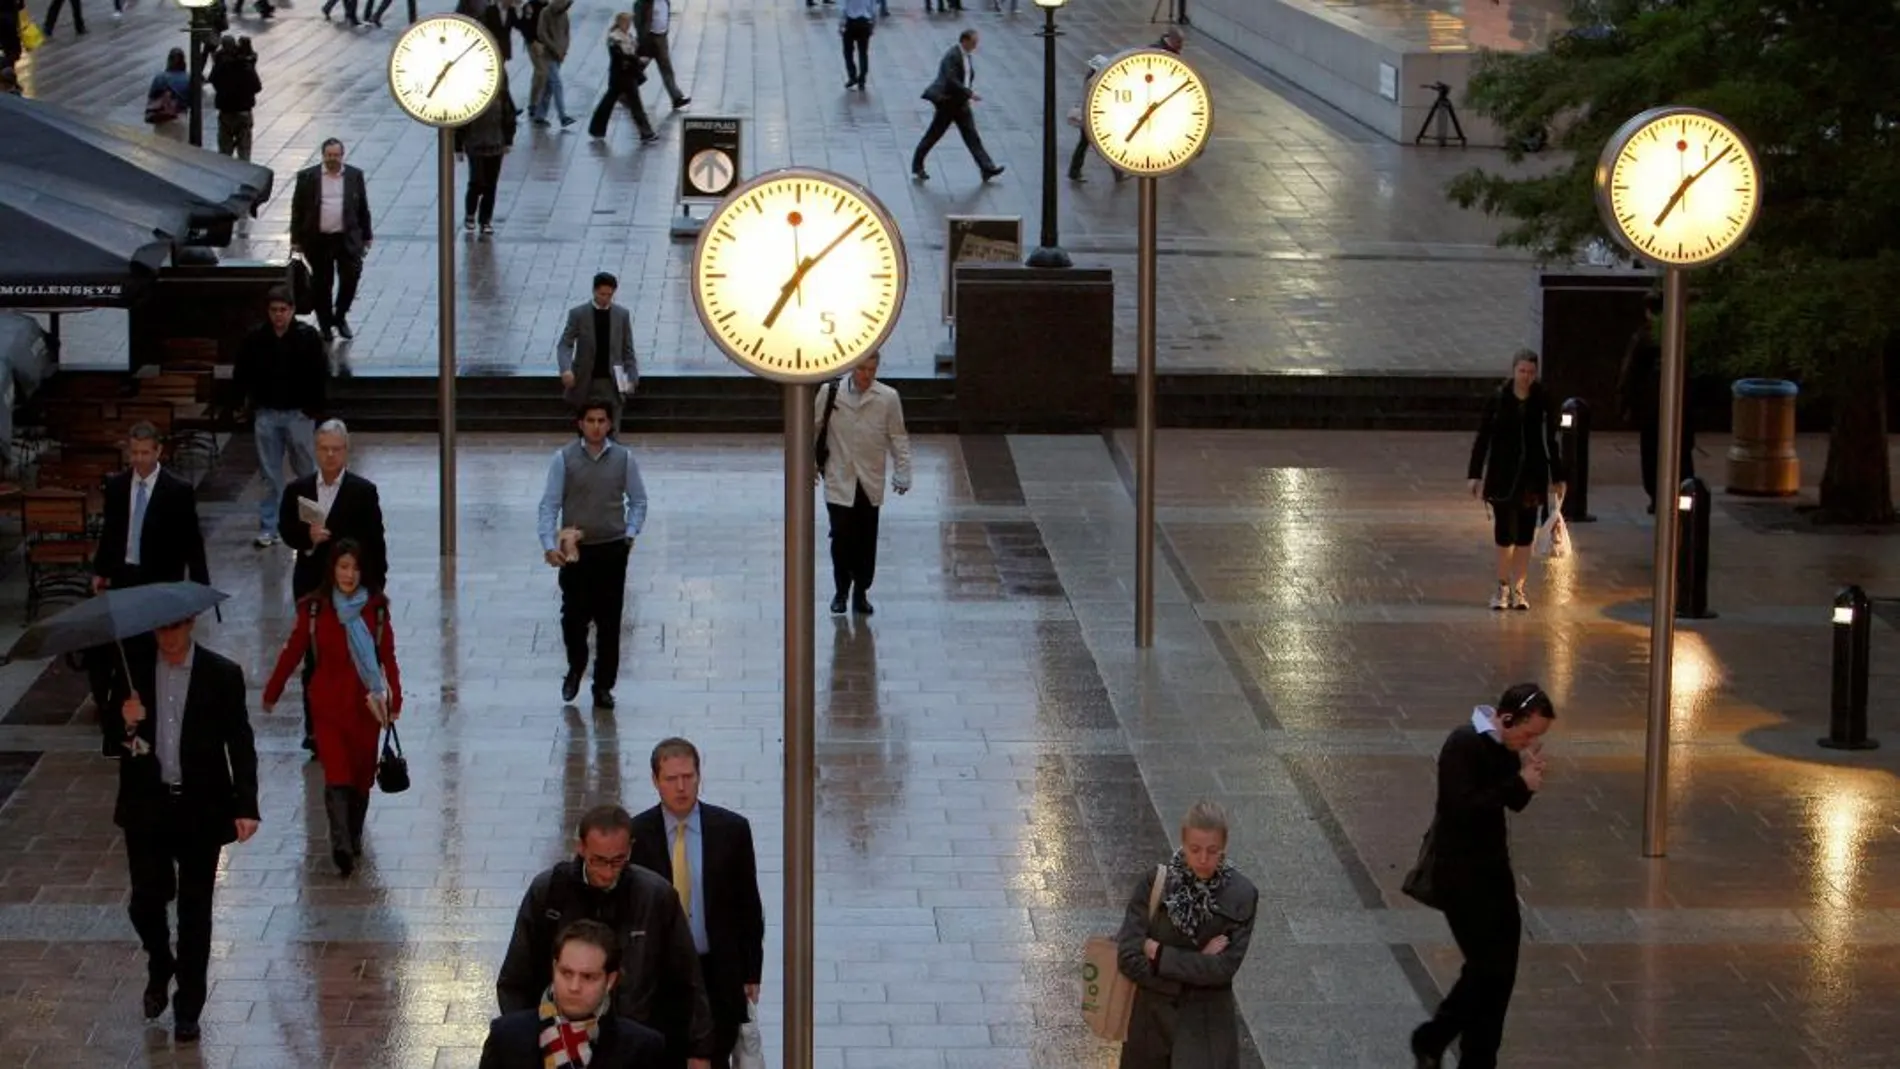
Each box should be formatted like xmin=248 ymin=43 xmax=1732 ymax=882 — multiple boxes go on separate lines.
xmin=912 ymin=101 xmax=995 ymax=174
xmin=1638 ymin=416 xmax=1696 ymax=506
xmin=1415 ymin=892 xmax=1521 ymax=1069
xmin=589 ymin=66 xmax=654 ymax=138
xmin=463 ymin=153 xmax=504 ymax=225
xmin=703 ymin=956 xmax=744 ymax=1069
xmin=321 ymin=0 xmax=359 ymax=21
xmin=43 ymin=0 xmax=88 ymax=34
xmin=841 ymin=18 xmax=872 ymax=84
xmin=125 ymin=812 xmax=223 ymax=1023
xmin=0 ymin=9 xmax=21 ymax=61
xmin=305 ymin=233 xmax=362 ymax=332
xmin=826 ymin=482 xmax=880 ymax=597
xmin=559 ymin=539 xmax=631 ymax=691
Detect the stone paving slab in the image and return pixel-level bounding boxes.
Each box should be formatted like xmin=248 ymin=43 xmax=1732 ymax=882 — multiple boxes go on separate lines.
xmin=15 ymin=0 xmax=1537 ymax=378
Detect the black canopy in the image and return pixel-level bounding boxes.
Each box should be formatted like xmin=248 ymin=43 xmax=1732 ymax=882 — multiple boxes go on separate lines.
xmin=0 ymin=163 xmax=191 ymax=309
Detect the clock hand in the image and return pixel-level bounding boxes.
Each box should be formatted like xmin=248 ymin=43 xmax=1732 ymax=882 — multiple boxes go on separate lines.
xmin=1123 ymin=81 xmax=1190 ymax=143
xmin=790 ymin=223 xmax=805 ymax=309
xmin=1652 ymin=143 xmax=1734 ymax=227
xmin=762 ymin=216 xmax=868 ymax=330
xmin=426 ymin=40 xmax=483 ymax=100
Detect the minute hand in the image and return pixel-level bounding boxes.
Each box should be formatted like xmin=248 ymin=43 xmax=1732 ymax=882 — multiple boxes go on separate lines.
xmin=1123 ymin=81 xmax=1190 ymax=144
xmin=426 ymin=40 xmax=483 ymax=100
xmin=762 ymin=215 xmax=868 ymax=330
xmin=1652 ymin=143 xmax=1734 ymax=227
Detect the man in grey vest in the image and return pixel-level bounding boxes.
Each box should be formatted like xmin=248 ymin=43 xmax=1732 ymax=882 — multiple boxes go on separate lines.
xmin=537 ymin=401 xmax=649 ymax=710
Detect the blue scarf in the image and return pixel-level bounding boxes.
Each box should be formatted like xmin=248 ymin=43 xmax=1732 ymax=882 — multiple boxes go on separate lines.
xmin=332 ymin=588 xmax=385 ymax=696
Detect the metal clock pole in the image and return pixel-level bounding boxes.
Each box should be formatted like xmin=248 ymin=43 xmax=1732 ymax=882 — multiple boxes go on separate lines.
xmin=782 ymin=381 xmax=816 ymax=1069
xmin=437 ymin=127 xmax=458 ymax=558
xmin=1134 ymin=176 xmax=1159 ymax=649
xmin=1641 ymin=265 xmax=1688 ymax=857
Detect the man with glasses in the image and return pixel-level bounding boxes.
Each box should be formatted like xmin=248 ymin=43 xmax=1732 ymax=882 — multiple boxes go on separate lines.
xmin=498 ymin=804 xmax=716 ymax=1069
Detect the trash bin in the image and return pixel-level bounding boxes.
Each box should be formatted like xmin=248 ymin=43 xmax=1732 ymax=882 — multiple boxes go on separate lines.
xmin=1726 ymin=378 xmax=1799 ymax=496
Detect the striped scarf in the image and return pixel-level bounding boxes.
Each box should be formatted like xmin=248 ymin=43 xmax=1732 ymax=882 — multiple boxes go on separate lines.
xmin=538 ymin=988 xmax=603 ymax=1069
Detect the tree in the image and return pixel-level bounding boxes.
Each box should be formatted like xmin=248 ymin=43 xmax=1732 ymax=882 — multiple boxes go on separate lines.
xmin=1446 ymin=0 xmax=1899 ymax=522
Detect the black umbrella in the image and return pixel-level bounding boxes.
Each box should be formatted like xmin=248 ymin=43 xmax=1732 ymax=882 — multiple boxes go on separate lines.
xmin=4 ymin=582 xmax=229 ymax=667
xmin=0 ymin=163 xmax=191 ymax=309
xmin=0 ymin=94 xmax=273 ymax=248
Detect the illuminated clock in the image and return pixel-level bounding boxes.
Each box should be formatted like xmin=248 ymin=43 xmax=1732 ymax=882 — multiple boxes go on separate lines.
xmin=690 ymin=168 xmax=908 ymax=384
xmin=1084 ymin=48 xmax=1213 ymax=178
xmin=387 ymin=15 xmax=502 ymax=128
xmin=1595 ymin=106 xmax=1762 ymax=267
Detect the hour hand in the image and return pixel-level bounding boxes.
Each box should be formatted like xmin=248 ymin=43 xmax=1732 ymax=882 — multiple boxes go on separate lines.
xmin=1124 ymin=82 xmax=1189 ymax=143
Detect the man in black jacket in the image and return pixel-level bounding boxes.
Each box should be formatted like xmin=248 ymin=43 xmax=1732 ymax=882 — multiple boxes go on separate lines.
xmin=90 ymin=421 xmax=211 ymax=755
xmin=1411 ymin=683 xmax=1553 ymax=1069
xmin=630 ymin=739 xmax=766 ymax=1069
xmin=112 ymin=613 xmax=260 ymax=1043
xmin=481 ymin=920 xmax=668 ymax=1069
xmin=910 ymin=29 xmax=1003 ymax=183
xmin=1616 ymin=293 xmax=1695 ymax=514
xmin=498 ymin=805 xmax=717 ymax=1068
xmin=235 ymin=288 xmax=327 ymax=548
xmin=289 ymin=138 xmax=374 ymax=341
xmin=208 ymin=36 xmax=262 ymax=161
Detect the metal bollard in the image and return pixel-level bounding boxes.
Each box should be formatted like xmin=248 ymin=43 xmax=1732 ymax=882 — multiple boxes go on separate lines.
xmin=1820 ymin=585 xmax=1878 ymax=750
xmin=1559 ymin=397 xmax=1595 ymax=523
xmin=1674 ymin=476 xmax=1715 ymax=619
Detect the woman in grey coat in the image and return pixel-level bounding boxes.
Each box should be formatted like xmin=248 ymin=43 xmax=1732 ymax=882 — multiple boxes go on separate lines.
xmin=1115 ymin=801 xmax=1259 ymax=1069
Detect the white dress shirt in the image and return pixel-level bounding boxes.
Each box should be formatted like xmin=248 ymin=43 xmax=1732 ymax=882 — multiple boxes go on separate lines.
xmin=316 ymin=470 xmax=345 ymax=517
xmin=126 ymin=464 xmax=161 ymax=566
xmin=319 ymin=170 xmax=345 ymax=234
xmin=650 ymin=0 xmax=670 ymax=34
xmin=963 ymin=49 xmax=974 ymax=91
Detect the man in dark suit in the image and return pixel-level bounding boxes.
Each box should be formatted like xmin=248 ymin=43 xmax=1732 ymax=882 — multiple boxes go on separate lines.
xmin=278 ymin=418 xmax=387 ymax=753
xmin=911 ymin=28 xmax=1004 ymax=183
xmin=499 ymin=805 xmax=717 ymax=1069
xmin=112 ymin=612 xmax=260 ymax=1044
xmin=481 ymin=919 xmax=669 ymax=1069
xmin=631 ymin=739 xmax=766 ymax=1069
xmin=557 ymin=271 xmax=640 ymax=433
xmin=289 ymin=137 xmax=374 ymax=342
xmin=89 ymin=422 xmax=211 ymax=755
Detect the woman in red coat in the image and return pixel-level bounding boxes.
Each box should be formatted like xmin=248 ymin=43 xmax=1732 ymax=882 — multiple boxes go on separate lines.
xmin=263 ymin=539 xmax=401 ymax=876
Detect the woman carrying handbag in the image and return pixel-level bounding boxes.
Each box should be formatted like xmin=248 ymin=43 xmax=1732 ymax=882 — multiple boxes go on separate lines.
xmin=1113 ymin=802 xmax=1258 ymax=1069
xmin=263 ymin=539 xmax=402 ymax=877
xmin=1467 ymin=349 xmax=1566 ymax=611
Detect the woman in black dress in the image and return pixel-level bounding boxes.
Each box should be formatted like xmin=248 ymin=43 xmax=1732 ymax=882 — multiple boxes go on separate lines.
xmin=1467 ymin=350 xmax=1566 ymax=610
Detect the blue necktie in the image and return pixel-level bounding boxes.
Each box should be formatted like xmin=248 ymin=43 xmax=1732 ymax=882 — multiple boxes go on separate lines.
xmin=128 ymin=479 xmax=148 ymax=566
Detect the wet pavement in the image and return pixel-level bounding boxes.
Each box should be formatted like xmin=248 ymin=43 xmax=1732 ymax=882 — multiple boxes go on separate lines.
xmin=0 ymin=427 xmax=1898 ymax=1067
xmin=14 ymin=0 xmax=1538 ymax=378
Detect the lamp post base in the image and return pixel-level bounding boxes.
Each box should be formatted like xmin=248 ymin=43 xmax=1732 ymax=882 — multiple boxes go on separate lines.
xmin=1026 ymin=245 xmax=1073 ymax=269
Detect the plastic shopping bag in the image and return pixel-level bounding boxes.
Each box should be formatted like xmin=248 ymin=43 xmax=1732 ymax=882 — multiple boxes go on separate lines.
xmin=732 ymin=1001 xmax=766 ymax=1069
xmin=1533 ymin=507 xmax=1570 ymax=560
xmin=20 ymin=10 xmax=46 ymax=51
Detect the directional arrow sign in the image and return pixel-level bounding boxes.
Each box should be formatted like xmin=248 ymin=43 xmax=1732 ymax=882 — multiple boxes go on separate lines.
xmin=688 ymin=149 xmax=735 ymax=197
xmin=678 ymin=117 xmax=743 ymax=203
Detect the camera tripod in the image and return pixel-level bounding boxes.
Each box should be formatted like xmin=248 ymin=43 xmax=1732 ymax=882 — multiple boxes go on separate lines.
xmin=1413 ymin=82 xmax=1467 ymax=148
xmin=1149 ymin=0 xmax=1187 ymax=25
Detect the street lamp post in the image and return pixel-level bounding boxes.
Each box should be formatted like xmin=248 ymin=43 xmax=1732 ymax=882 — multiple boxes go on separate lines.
xmin=177 ymin=0 xmax=222 ymax=149
xmin=1025 ymin=0 xmax=1072 ymax=269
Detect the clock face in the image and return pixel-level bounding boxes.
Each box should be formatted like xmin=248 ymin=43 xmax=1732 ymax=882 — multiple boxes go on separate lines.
xmin=691 ymin=169 xmax=908 ymax=384
xmin=1595 ymin=106 xmax=1762 ymax=267
xmin=388 ymin=15 xmax=502 ymax=128
xmin=1084 ymin=49 xmax=1212 ymax=177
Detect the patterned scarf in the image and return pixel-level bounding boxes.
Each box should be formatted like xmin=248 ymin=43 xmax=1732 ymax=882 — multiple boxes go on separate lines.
xmin=538 ymin=988 xmax=604 ymax=1069
xmin=1162 ymin=848 xmax=1233 ymax=939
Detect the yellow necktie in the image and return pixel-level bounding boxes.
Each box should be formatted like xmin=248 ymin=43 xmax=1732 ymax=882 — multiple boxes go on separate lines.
xmin=671 ymin=822 xmax=692 ymax=913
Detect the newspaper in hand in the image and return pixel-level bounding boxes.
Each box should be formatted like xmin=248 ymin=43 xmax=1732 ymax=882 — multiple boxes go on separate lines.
xmin=613 ymin=366 xmax=633 ymax=396
xmin=297 ymin=496 xmax=327 ymax=526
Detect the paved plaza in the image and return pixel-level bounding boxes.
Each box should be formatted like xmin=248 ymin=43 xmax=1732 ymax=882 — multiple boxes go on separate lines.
xmin=16 ymin=0 xmax=1539 ymax=378
xmin=0 ymin=427 xmax=1897 ymax=1067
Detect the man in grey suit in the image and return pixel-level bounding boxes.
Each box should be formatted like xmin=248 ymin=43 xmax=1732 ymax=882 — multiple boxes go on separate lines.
xmin=557 ymin=271 xmax=640 ymax=433
xmin=911 ymin=29 xmax=1004 ymax=183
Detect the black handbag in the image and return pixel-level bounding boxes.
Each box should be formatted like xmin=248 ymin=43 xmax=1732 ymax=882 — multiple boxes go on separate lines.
xmin=288 ymin=255 xmax=315 ymax=316
xmin=375 ymin=723 xmax=410 ymax=794
xmin=1400 ymin=823 xmax=1442 ymax=910
xmin=813 ymin=379 xmax=840 ymax=471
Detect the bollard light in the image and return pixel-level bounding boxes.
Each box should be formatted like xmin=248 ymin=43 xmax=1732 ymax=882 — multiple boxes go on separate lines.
xmin=1025 ymin=0 xmax=1073 ymax=269
xmin=1821 ymin=585 xmax=1878 ymax=750
xmin=1674 ymin=476 xmax=1714 ymax=619
xmin=176 ymin=0 xmax=221 ymax=150
xmin=1558 ymin=397 xmax=1595 ymax=523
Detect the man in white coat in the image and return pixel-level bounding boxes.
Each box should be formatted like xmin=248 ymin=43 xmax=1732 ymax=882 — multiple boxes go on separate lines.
xmin=816 ymin=351 xmax=911 ymax=616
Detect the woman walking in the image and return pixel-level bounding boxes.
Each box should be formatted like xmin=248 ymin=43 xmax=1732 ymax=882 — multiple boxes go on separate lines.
xmin=1410 ymin=683 xmax=1554 ymax=1069
xmin=456 ymin=69 xmax=518 ymax=236
xmin=1467 ymin=349 xmax=1565 ymax=610
xmin=587 ymin=12 xmax=657 ymax=143
xmin=263 ymin=540 xmax=401 ymax=876
xmin=1114 ymin=801 xmax=1258 ymax=1069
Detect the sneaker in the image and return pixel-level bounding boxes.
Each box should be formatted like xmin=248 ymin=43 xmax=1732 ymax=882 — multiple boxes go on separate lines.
xmin=673 ymin=96 xmax=691 ymax=109
xmin=560 ymin=115 xmax=577 ymax=128
xmin=1489 ymin=583 xmax=1508 ymax=611
xmin=464 ymin=217 xmax=475 ymax=232
xmin=480 ymin=223 xmax=494 ymax=236
xmin=254 ymin=533 xmax=278 ymax=548
xmin=1509 ymin=582 xmax=1530 ymax=611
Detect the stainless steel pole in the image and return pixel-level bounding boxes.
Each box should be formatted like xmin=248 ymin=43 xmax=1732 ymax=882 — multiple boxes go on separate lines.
xmin=782 ymin=382 xmax=816 ymax=1069
xmin=1641 ymin=267 xmax=1687 ymax=857
xmin=437 ymin=128 xmax=458 ymax=558
xmin=1134 ymin=177 xmax=1158 ymax=649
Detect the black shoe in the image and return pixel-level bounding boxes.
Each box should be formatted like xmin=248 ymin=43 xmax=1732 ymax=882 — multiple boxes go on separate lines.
xmin=320 ymin=326 xmax=335 ymax=342
xmin=174 ymin=1019 xmax=201 ymax=1042
xmin=142 ymin=972 xmax=170 ymax=1019
xmin=852 ymin=595 xmax=874 ymax=616
xmin=673 ymin=96 xmax=691 ymax=108
xmin=561 ymin=671 xmax=582 ymax=703
xmin=301 ymin=734 xmax=317 ymax=758
xmin=1068 ymin=171 xmax=1086 ymax=182
xmin=592 ymin=689 xmax=615 ymax=711
xmin=981 ymin=165 xmax=1006 ymax=181
xmin=333 ymin=847 xmax=354 ymax=876
xmin=640 ymin=131 xmax=661 ymax=144
xmin=1410 ymin=1025 xmax=1442 ymax=1069
xmin=912 ymin=169 xmax=930 ymax=181
xmin=829 ymin=594 xmax=847 ymax=615
xmin=335 ymin=316 xmax=353 ymax=339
